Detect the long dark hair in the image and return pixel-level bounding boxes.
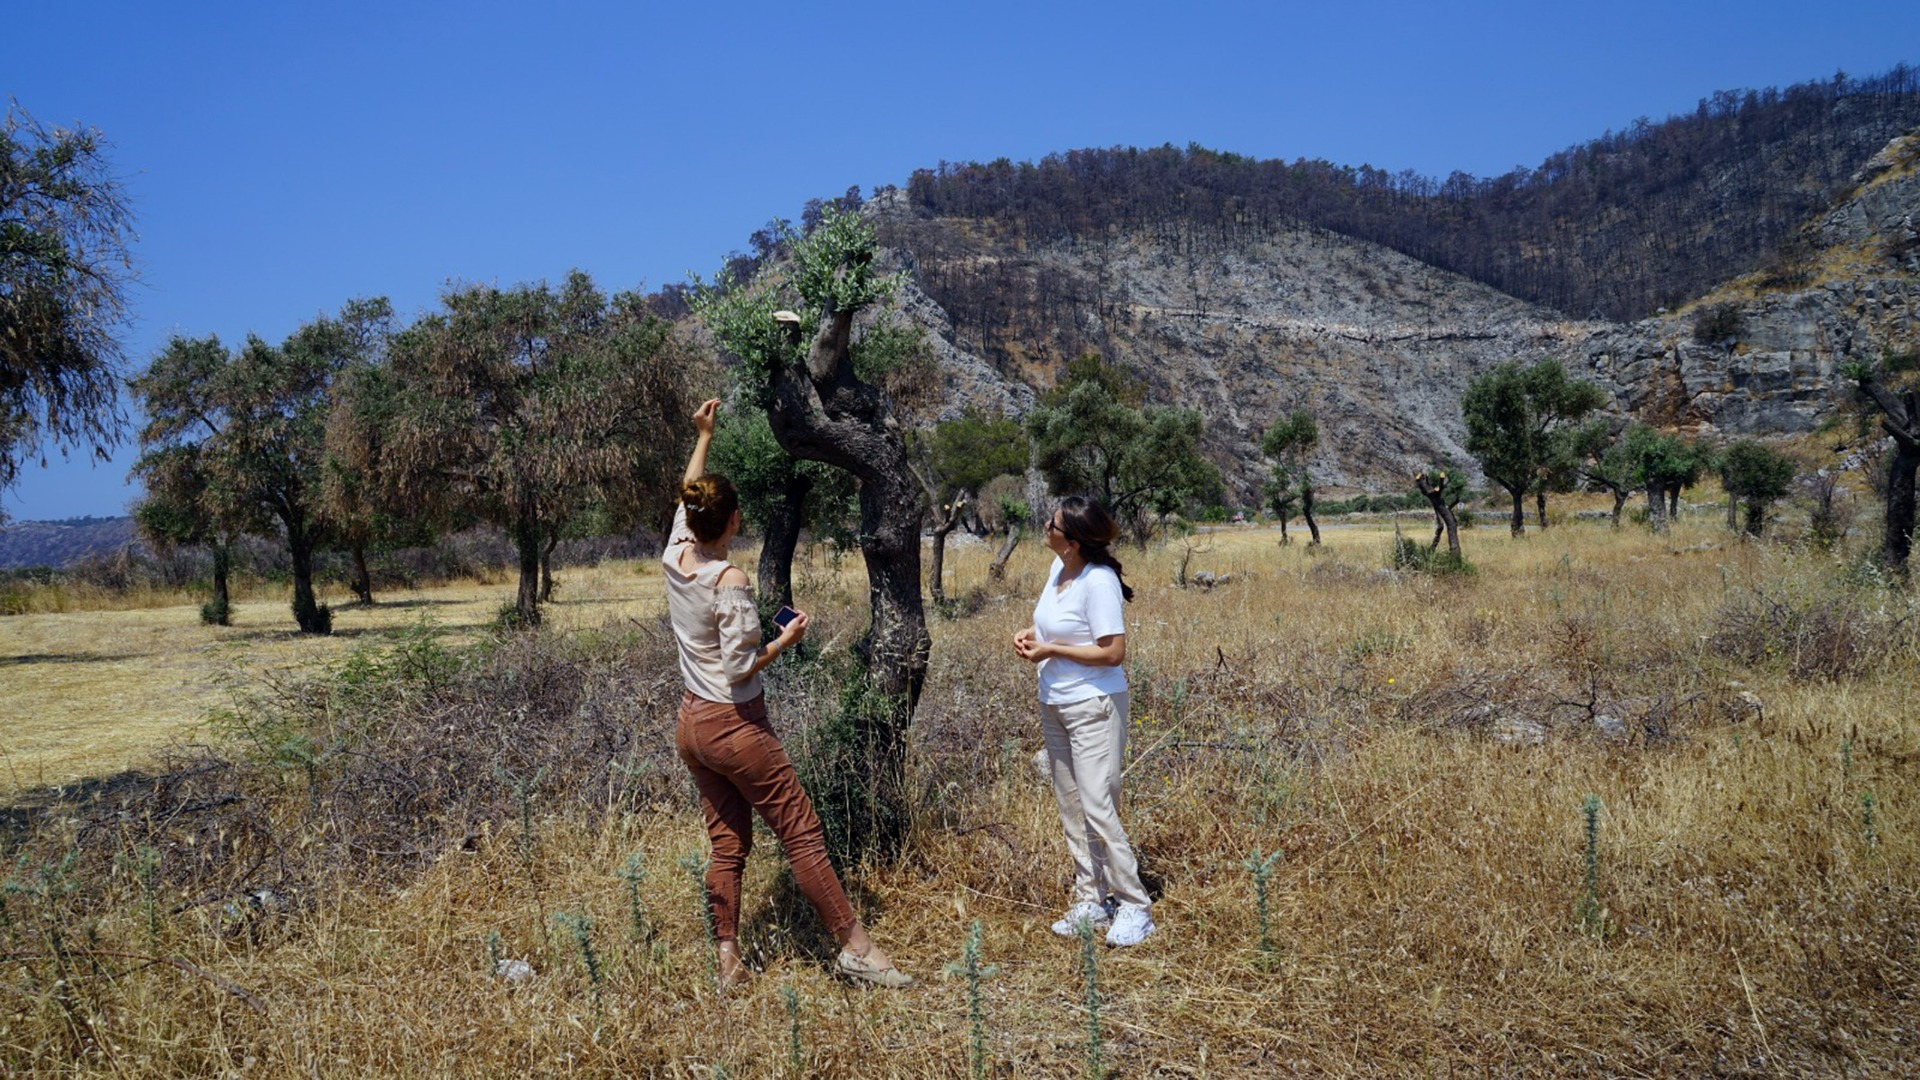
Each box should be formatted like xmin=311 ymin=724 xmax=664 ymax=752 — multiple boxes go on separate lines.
xmin=1056 ymin=496 xmax=1134 ymax=602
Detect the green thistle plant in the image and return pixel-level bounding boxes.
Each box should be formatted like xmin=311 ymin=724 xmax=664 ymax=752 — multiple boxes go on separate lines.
xmin=677 ymin=850 xmax=717 ymax=983
xmin=1243 ymin=847 xmax=1284 ymax=955
xmin=1576 ymin=794 xmax=1606 ymax=938
xmin=943 ymin=919 xmax=1000 ymax=1079
xmin=1863 ymin=791 xmax=1878 ymax=849
xmin=493 ymin=765 xmax=546 ymax=873
xmin=617 ymin=849 xmax=651 ymax=942
xmin=1077 ymin=916 xmax=1105 ymax=1078
xmin=555 ymin=911 xmax=603 ymax=1015
xmin=118 ymin=844 xmax=162 ymax=949
xmin=485 ymin=929 xmax=503 ymax=975
xmin=781 ymin=981 xmax=804 ymax=1076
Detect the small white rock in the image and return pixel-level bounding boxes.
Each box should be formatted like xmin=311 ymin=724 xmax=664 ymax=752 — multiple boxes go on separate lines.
xmin=495 ymin=958 xmax=536 ymax=984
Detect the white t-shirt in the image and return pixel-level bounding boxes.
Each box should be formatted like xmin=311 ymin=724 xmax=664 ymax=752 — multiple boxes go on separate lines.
xmin=1032 ymin=557 xmax=1129 ymax=704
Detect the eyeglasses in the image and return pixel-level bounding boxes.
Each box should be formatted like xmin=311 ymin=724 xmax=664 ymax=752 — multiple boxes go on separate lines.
xmin=1044 ymin=519 xmax=1065 ymax=536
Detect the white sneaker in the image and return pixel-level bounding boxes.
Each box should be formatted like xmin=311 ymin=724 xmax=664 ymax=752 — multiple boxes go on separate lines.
xmin=1105 ymin=903 xmax=1155 ymax=947
xmin=1050 ymin=901 xmax=1111 ymax=938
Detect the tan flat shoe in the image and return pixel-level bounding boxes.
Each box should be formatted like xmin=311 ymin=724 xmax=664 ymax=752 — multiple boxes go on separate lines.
xmin=837 ymin=949 xmax=913 ymax=988
xmin=717 ymin=958 xmax=755 ymax=995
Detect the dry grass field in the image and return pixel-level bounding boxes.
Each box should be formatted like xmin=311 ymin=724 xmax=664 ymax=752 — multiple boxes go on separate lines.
xmin=0 ymin=563 xmax=668 ymax=793
xmin=1 ymin=508 xmax=1915 ymax=1076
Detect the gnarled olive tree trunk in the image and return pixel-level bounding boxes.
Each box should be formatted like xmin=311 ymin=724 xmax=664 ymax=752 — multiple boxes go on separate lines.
xmin=286 ymin=517 xmax=328 ymax=634
xmin=511 ymin=499 xmax=543 ymax=627
xmin=1414 ymin=472 xmax=1462 ymax=558
xmin=988 ymin=523 xmax=1021 ymax=580
xmin=756 ymin=470 xmax=813 ymax=611
xmin=769 ymin=310 xmax=930 ymax=860
xmin=1859 ymin=380 xmax=1919 ymax=574
xmin=350 ymin=543 xmax=373 ymax=605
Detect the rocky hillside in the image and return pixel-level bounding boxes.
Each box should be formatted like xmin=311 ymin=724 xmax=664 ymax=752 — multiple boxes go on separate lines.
xmin=866 ymin=125 xmax=1920 ymax=501
xmin=1582 ymin=131 xmax=1920 ymax=434
xmin=877 ymin=199 xmax=1599 ymax=497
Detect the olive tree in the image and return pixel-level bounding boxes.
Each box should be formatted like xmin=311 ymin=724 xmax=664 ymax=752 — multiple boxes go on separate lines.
xmin=1717 ymin=438 xmax=1798 ymax=537
xmin=131 ymin=310 xmax=376 ymax=634
xmin=1262 ymin=409 xmax=1321 ymax=545
xmin=1462 ymin=358 xmax=1608 ymax=536
xmin=696 ymin=207 xmax=931 ymax=861
xmin=1 ymin=108 xmax=136 ymax=515
xmin=331 ymin=273 xmax=695 ymax=627
xmin=1412 ymin=463 xmax=1467 ymax=557
xmin=131 ymin=444 xmax=251 ymax=625
xmin=708 ymin=406 xmax=855 ymax=610
xmin=1570 ymin=419 xmax=1636 ymax=526
xmin=1027 ymin=355 xmax=1221 ymax=540
xmin=912 ymin=411 xmax=1027 ymax=605
xmin=1619 ymin=425 xmax=1705 ymax=534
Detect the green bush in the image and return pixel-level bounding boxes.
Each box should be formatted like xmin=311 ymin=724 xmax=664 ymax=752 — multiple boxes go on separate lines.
xmin=199 ymin=595 xmax=231 ymax=626
xmin=1391 ymin=535 xmax=1475 ymax=576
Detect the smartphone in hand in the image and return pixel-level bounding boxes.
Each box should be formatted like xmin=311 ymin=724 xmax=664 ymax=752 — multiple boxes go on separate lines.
xmin=774 ymin=605 xmax=800 ymax=630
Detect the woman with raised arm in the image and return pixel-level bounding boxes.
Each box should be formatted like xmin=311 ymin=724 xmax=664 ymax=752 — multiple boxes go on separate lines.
xmin=665 ymin=398 xmax=910 ymax=990
xmin=1013 ymin=496 xmax=1155 ymax=946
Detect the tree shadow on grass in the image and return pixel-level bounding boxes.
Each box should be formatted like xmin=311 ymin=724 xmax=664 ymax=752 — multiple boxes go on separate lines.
xmin=350 ymin=597 xmax=468 ymax=611
xmin=0 ymin=651 xmax=138 ymax=667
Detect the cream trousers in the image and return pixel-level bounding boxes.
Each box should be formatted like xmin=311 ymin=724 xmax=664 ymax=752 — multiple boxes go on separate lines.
xmin=1039 ymin=691 xmax=1150 ymax=909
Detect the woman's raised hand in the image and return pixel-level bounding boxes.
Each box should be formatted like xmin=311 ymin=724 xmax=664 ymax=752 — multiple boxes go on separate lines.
xmin=692 ymin=398 xmax=722 ymax=436
xmin=778 ymin=609 xmax=810 ymax=646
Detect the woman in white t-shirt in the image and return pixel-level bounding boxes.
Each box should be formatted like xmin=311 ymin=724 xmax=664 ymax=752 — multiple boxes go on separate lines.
xmin=1013 ymin=496 xmax=1155 ymax=947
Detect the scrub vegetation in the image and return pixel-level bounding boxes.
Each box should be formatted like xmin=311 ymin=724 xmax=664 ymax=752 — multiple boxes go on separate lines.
xmin=1 ymin=512 xmax=1915 ymax=1075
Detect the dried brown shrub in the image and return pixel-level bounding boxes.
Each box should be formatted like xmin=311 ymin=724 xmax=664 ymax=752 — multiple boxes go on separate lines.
xmin=6 ymin=619 xmax=689 ymax=926
xmin=1708 ymin=585 xmax=1917 ymax=681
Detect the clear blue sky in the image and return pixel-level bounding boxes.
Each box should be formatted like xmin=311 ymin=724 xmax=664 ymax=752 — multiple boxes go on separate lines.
xmin=7 ymin=0 xmax=1918 ymax=520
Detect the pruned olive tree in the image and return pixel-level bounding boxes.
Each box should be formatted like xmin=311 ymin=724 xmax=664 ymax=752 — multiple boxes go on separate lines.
xmin=911 ymin=411 xmax=1027 ymax=606
xmin=708 ymin=406 xmax=856 ymax=610
xmin=1 ymin=107 xmax=135 ymax=518
xmin=1619 ymin=424 xmax=1704 ymax=534
xmin=331 ymin=272 xmax=695 ymax=627
xmin=1262 ymin=409 xmax=1321 ymax=545
xmin=696 ymin=207 xmax=931 ymax=862
xmin=1412 ymin=464 xmax=1466 ymax=557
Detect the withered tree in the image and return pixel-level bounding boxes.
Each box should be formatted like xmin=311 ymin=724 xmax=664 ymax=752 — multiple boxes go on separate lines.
xmin=1413 ymin=466 xmax=1464 ymax=557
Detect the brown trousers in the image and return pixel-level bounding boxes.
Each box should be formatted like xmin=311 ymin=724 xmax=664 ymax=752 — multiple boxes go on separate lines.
xmin=674 ymin=691 xmax=856 ymax=942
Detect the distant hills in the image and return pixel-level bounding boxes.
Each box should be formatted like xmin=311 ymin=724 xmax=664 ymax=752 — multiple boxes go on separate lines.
xmin=851 ymin=65 xmax=1920 ymax=499
xmin=0 ymin=517 xmax=137 ymax=570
